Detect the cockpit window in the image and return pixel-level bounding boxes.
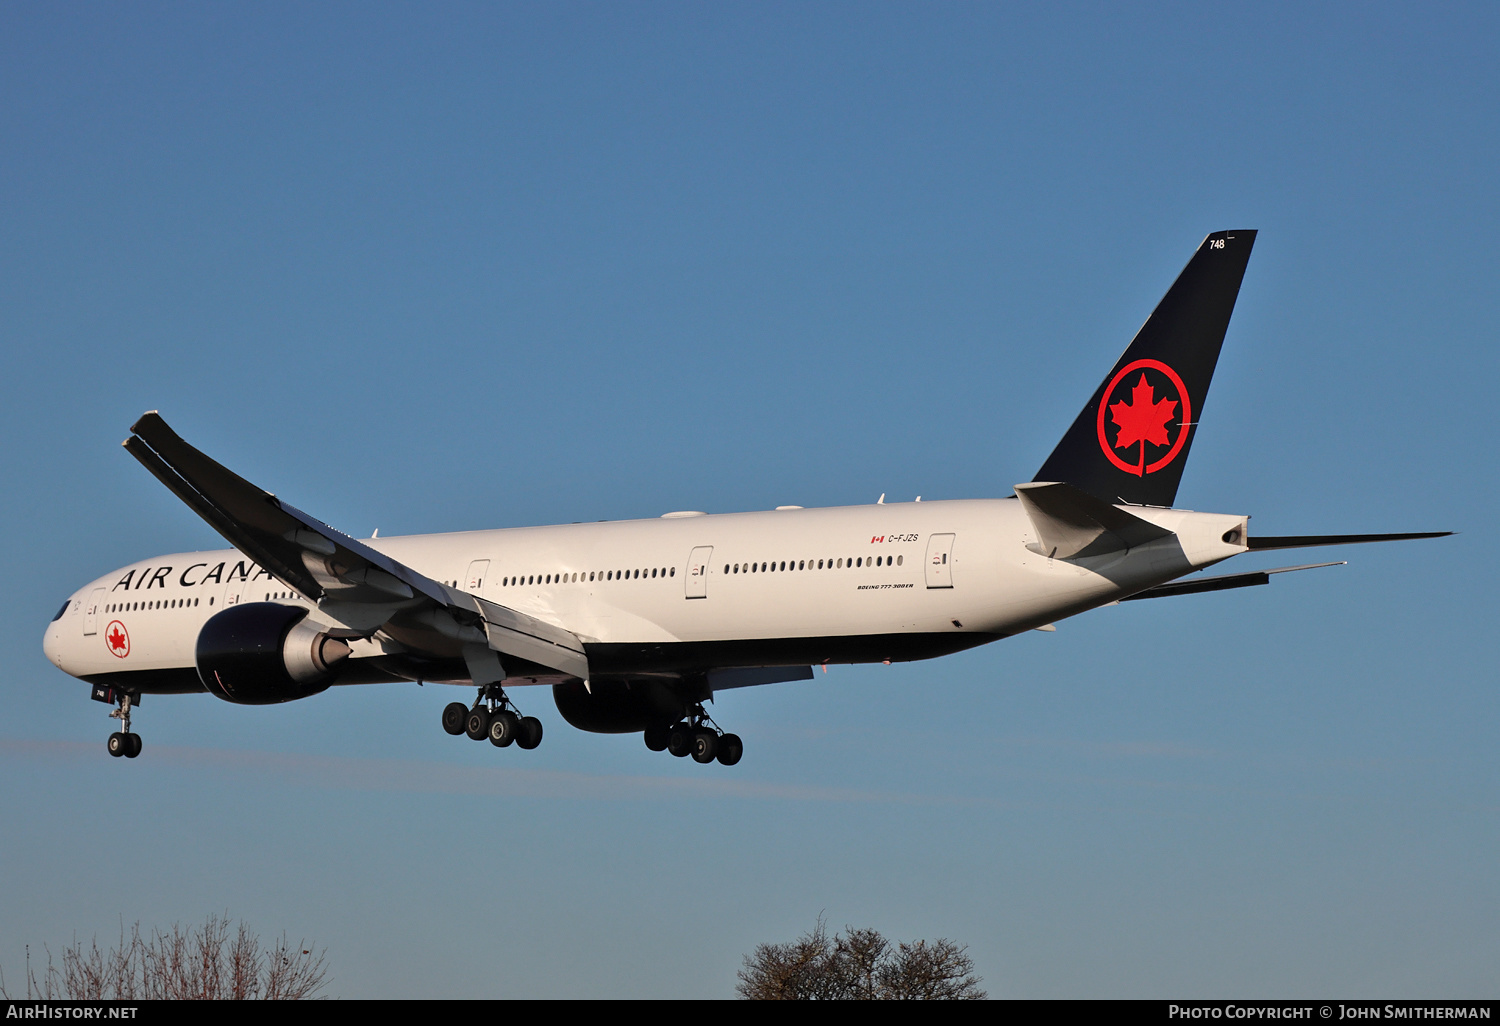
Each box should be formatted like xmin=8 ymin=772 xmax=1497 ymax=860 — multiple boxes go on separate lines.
xmin=51 ymin=600 xmax=70 ymax=622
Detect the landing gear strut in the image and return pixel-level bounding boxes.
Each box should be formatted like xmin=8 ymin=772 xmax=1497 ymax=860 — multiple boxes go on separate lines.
xmin=442 ymin=684 xmax=542 ymax=751
xmin=105 ymin=690 xmax=141 ymax=759
xmin=646 ymin=702 xmax=741 ymax=766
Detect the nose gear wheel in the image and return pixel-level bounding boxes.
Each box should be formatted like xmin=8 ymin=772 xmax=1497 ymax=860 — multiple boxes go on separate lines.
xmin=105 ymin=691 xmax=142 ymax=758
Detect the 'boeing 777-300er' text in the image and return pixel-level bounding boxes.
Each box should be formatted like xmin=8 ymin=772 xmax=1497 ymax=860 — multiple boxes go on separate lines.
xmin=42 ymin=230 xmax=1448 ymax=764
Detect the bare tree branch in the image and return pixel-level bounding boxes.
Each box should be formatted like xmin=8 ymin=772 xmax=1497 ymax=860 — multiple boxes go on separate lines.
xmin=2 ymin=913 xmax=328 ymax=1000
xmin=738 ymin=921 xmax=986 ymax=1000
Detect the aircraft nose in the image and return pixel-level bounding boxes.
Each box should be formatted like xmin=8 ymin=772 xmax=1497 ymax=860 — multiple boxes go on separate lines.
xmin=42 ymin=623 xmax=62 ymax=668
xmin=42 ymin=599 xmax=71 ymax=671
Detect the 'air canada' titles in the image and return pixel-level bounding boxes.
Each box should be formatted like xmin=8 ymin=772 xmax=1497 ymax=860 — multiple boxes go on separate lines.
xmin=110 ymin=560 xmax=274 ymax=592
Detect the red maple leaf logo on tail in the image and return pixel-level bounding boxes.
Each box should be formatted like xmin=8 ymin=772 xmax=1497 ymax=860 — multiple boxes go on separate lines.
xmin=1110 ymin=373 xmax=1178 ymax=475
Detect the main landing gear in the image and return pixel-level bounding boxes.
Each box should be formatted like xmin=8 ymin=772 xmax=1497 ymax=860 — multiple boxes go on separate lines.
xmin=644 ymin=703 xmax=742 ymax=766
xmin=442 ymin=684 xmax=542 ymax=751
xmin=104 ymin=690 xmax=142 ymax=759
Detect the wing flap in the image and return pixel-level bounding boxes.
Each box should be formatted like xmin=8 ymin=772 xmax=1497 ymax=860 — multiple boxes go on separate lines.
xmin=468 ymin=594 xmax=590 ymax=681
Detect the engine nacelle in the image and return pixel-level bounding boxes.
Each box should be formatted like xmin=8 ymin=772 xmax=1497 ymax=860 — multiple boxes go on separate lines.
xmin=196 ymin=602 xmax=351 ymax=705
xmin=552 ymin=679 xmax=687 ymax=733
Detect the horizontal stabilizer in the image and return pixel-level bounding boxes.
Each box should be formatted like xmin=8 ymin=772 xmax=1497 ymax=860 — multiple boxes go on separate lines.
xmin=1015 ymin=481 xmax=1174 ymax=559
xmin=1121 ymin=561 xmax=1344 ymax=601
xmin=1248 ymin=532 xmax=1452 ymax=551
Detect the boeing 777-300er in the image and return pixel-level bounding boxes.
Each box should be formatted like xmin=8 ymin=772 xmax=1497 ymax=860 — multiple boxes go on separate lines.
xmin=42 ymin=230 xmax=1448 ymax=763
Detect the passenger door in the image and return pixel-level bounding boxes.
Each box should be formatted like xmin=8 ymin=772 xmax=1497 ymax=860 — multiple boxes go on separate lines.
xmin=465 ymin=559 xmax=490 ymax=593
xmin=83 ymin=588 xmax=105 ymax=635
xmin=222 ymin=578 xmax=247 ymax=608
xmin=925 ymin=534 xmax=955 ymax=589
xmin=685 ymin=546 xmax=713 ymax=599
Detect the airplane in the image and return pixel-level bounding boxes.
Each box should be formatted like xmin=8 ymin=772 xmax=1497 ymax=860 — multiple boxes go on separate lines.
xmin=41 ymin=230 xmax=1449 ymax=764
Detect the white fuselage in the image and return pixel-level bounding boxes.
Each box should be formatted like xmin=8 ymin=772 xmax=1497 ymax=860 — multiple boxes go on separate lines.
xmin=42 ymin=497 xmax=1248 ymax=691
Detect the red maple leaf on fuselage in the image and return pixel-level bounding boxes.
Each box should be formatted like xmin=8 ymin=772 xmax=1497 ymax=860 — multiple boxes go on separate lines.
xmin=1110 ymin=373 xmax=1178 ymax=472
xmin=107 ymin=626 xmax=127 ymax=653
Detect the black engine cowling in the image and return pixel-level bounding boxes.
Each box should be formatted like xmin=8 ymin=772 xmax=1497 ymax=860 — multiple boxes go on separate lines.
xmin=196 ymin=602 xmax=350 ymax=705
xmin=552 ymin=679 xmax=690 ymax=733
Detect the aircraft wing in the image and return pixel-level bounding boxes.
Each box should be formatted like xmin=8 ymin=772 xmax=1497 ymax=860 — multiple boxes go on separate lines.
xmin=123 ymin=412 xmax=589 ymax=682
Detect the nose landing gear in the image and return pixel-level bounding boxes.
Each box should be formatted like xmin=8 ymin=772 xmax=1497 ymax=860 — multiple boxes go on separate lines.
xmin=645 ymin=703 xmax=741 ymax=766
xmin=97 ymin=688 xmax=141 ymax=759
xmin=441 ymin=684 xmax=543 ymax=751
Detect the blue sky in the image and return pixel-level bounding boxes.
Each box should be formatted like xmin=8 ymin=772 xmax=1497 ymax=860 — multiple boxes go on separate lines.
xmin=2 ymin=3 xmax=1496 ymax=998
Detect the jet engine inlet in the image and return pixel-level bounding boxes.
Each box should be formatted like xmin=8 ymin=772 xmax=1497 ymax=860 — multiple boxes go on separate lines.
xmin=196 ymin=602 xmax=347 ymax=704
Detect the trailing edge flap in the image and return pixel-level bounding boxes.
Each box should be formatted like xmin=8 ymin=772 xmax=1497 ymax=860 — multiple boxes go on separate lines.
xmin=1014 ymin=482 xmax=1174 ymax=558
xmin=124 ymin=411 xmax=588 ymax=679
xmin=463 ymin=594 xmax=590 ymax=682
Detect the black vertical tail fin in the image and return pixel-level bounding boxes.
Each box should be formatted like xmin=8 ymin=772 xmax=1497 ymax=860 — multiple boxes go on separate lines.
xmin=1033 ymin=229 xmax=1256 ymax=507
